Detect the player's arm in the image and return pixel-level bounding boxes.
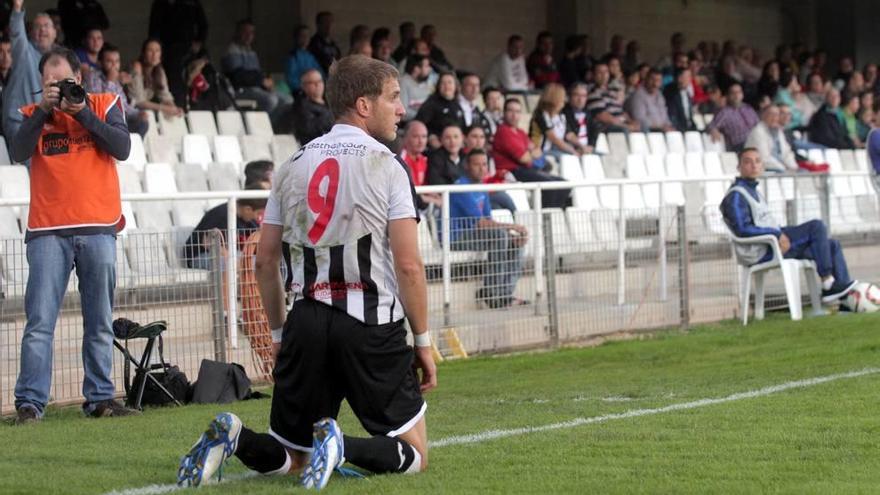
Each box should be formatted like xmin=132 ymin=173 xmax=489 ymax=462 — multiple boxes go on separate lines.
xmin=389 ymin=218 xmax=437 ymax=392
xmin=255 ymin=223 xmax=285 ymax=358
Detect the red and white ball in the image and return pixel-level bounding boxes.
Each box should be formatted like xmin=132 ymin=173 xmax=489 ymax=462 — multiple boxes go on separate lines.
xmin=845 ymin=282 xmax=880 ymax=313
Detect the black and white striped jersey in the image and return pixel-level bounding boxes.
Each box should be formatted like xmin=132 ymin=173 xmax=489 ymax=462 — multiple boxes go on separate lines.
xmin=265 ymin=124 xmax=419 ymax=324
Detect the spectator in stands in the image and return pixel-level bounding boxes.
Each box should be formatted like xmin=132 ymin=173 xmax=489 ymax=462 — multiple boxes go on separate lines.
xmin=706 ymin=83 xmax=759 ymax=152
xmin=688 ymin=52 xmax=709 ymax=108
xmin=458 ymin=73 xmax=488 ymax=129
xmin=58 ymin=0 xmax=108 ymax=50
xmin=450 ymin=148 xmax=528 ymax=309
xmin=184 ymin=181 xmax=268 ymax=270
xmin=805 ymin=73 xmax=827 ymax=108
xmin=863 ymin=63 xmax=879 ymax=96
xmin=756 ymin=60 xmax=780 ymax=103
xmin=744 ymin=104 xmax=797 ymax=172
xmin=575 ymin=35 xmax=595 ymax=82
xmin=857 ymin=106 xmax=874 ymax=145
xmin=222 ymin=19 xmax=292 ymax=123
xmin=715 ymin=55 xmax=743 ymax=94
xmin=657 ymin=32 xmax=686 ymax=73
xmin=285 ymin=25 xmax=321 ymax=94
xmin=289 ymin=68 xmax=333 ymax=145
xmin=563 ymin=82 xmax=593 ymax=149
xmin=426 ymin=124 xmax=464 ymax=186
xmin=842 ymin=70 xmax=865 ymax=100
xmin=74 ymin=27 xmax=102 ymax=73
xmin=244 ymin=159 xmax=274 ymax=184
xmin=308 ymin=11 xmax=341 ymax=74
xmin=84 ymin=43 xmax=148 ymax=137
xmin=529 ymin=82 xmax=585 ymax=158
xmin=349 ymin=38 xmax=372 ymax=57
xmin=604 ymin=34 xmax=625 ymax=61
xmin=129 ymin=38 xmax=183 ymax=118
xmin=371 ymin=27 xmax=392 ymax=63
xmin=44 ymin=8 xmax=64 ymax=46
xmin=399 ymin=120 xmax=429 ymax=187
xmin=421 ymin=24 xmax=453 ymax=73
xmin=400 ymin=55 xmax=433 ymax=121
xmin=807 ymin=88 xmax=854 ymax=149
xmin=721 ymin=148 xmax=857 ymax=303
xmin=414 ymin=71 xmax=465 ymax=148
xmin=839 ymin=93 xmax=863 ymax=148
xmin=664 ymin=67 xmax=696 ymax=132
xmin=774 ymin=71 xmax=814 ymax=129
xmin=734 ymin=46 xmax=760 ymax=85
xmin=11 ymin=46 xmax=135 ymax=423
xmin=778 ymin=102 xmax=824 ymax=152
xmin=834 ymin=56 xmax=855 ymax=89
xmin=391 ymin=21 xmax=416 ymax=65
xmin=492 ymin=98 xmax=571 ymax=208
xmin=701 ymin=83 xmax=724 ymax=114
xmin=627 ymin=68 xmax=673 ymax=132
xmin=622 ymin=40 xmax=641 ymax=75
xmin=482 ymin=86 xmax=504 ymax=140
xmin=348 ymin=24 xmax=370 ymax=52
xmin=464 ymin=124 xmax=517 ymax=212
xmin=559 ymin=35 xmax=585 ymax=88
xmin=623 ymin=69 xmax=641 ymax=100
xmin=586 ymin=62 xmax=639 ymax=135
xmin=3 ymin=0 xmax=57 ymax=140
xmin=148 ymin=0 xmax=208 ymax=107
xmin=606 ymin=55 xmax=625 ymax=97
xmin=0 ymin=37 xmax=11 ymax=98
xmin=485 ymin=34 xmax=530 ymax=92
xmin=859 ymin=91 xmax=874 ymax=119
xmin=526 ymin=31 xmax=560 ymax=89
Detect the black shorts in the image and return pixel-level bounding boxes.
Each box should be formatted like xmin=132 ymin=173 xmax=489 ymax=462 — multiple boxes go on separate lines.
xmin=269 ymin=298 xmax=425 ymax=451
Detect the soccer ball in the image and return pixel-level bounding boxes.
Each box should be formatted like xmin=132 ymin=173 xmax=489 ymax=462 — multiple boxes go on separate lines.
xmin=844 ymin=282 xmax=880 ymax=313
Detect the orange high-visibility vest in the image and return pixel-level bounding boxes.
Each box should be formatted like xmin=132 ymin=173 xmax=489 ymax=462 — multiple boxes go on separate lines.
xmin=20 ymin=93 xmax=124 ymax=232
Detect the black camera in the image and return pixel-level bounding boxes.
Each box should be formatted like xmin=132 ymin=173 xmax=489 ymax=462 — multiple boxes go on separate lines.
xmin=52 ymin=79 xmax=86 ymax=105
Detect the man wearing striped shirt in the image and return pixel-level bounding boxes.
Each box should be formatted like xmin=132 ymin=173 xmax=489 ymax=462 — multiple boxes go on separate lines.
xmin=178 ymin=55 xmax=436 ymax=490
xmin=586 ymin=61 xmax=640 ymax=135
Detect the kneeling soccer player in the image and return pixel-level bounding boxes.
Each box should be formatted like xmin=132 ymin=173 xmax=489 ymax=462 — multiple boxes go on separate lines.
xmin=177 ymin=54 xmax=437 ymax=490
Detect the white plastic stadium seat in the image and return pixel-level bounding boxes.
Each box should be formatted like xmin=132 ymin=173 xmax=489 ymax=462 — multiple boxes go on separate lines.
xmin=182 ymin=134 xmax=214 ymax=169
xmin=217 ymin=111 xmax=247 ymax=136
xmin=207 ymin=162 xmax=242 ymax=192
xmin=507 ymin=189 xmax=531 ymax=212
xmin=240 ymin=135 xmax=273 ymax=162
xmin=146 ymin=135 xmax=179 ymax=164
xmin=213 ymin=135 xmax=244 ymax=171
xmin=0 ymin=135 xmax=11 ymax=165
xmin=665 ymin=131 xmax=685 ymax=153
xmin=157 ymin=113 xmax=187 ymax=152
xmin=144 ymin=163 xmax=205 ymax=227
xmin=607 ymin=133 xmax=629 ymax=156
xmin=626 ymin=154 xmax=658 ymax=208
xmin=244 ymin=111 xmax=273 ymax=137
xmin=271 ymin=134 xmax=300 ymax=162
xmin=702 ymin=132 xmax=726 ymax=152
xmin=0 ymin=165 xmax=30 ymax=224
xmin=594 ymin=133 xmax=609 ymax=154
xmin=731 ymin=233 xmax=822 ymax=325
xmin=120 ymin=133 xmax=148 ymax=171
xmin=627 ymin=133 xmax=650 ymax=155
xmin=176 ymin=162 xmax=210 ymax=193
xmin=144 ymin=110 xmax=159 ymax=140
xmin=647 ymin=132 xmax=667 ymax=155
xmin=684 ymin=131 xmax=704 ymax=152
xmin=186 ymin=111 xmax=218 ymax=136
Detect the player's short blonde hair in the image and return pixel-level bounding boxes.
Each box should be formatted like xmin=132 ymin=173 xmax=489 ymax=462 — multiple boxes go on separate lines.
xmin=326 ymin=55 xmax=399 ymax=118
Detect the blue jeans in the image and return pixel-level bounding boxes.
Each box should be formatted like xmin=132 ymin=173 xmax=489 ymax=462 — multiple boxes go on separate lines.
xmin=759 ymin=219 xmax=852 ymax=288
xmin=15 ymin=234 xmax=117 ymax=415
xmin=452 ymin=228 xmax=523 ymax=301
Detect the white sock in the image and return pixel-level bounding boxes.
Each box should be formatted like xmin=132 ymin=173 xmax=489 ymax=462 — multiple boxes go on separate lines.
xmin=822 ymin=276 xmax=835 ymax=291
xmin=404 ymin=447 xmax=422 ymax=475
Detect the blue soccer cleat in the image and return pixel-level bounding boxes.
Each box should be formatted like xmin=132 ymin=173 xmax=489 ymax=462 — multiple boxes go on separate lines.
xmin=177 ymin=412 xmax=242 ymax=487
xmin=301 ymin=418 xmax=346 ymax=490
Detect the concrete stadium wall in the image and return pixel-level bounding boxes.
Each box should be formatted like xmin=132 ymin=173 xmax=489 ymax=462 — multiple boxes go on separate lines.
xmin=296 ymin=0 xmax=548 ymax=76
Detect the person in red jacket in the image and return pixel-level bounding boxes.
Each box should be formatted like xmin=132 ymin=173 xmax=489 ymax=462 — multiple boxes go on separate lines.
xmin=491 ymin=98 xmax=570 ymax=208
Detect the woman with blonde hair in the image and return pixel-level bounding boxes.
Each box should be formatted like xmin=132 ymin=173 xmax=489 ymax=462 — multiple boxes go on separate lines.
xmin=529 ymin=82 xmax=587 ymax=158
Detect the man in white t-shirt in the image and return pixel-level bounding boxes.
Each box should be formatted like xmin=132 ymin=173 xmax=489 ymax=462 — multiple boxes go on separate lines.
xmin=178 ymin=55 xmax=436 ymax=490
xmin=485 ymin=35 xmax=530 ymax=92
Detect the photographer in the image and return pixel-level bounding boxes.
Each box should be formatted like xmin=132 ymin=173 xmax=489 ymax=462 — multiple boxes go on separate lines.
xmin=9 ymin=46 xmax=135 ymax=424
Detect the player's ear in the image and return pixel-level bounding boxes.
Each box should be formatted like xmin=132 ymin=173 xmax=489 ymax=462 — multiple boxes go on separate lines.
xmin=355 ymin=95 xmax=371 ymax=118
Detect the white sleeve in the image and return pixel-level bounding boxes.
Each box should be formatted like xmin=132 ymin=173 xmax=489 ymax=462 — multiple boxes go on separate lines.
xmin=262 ymin=192 xmax=283 ymax=226
xmin=388 ymin=157 xmax=418 ymax=221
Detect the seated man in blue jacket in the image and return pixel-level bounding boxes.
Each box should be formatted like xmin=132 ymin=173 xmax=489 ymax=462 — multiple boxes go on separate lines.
xmin=720 ymin=147 xmax=857 ymax=303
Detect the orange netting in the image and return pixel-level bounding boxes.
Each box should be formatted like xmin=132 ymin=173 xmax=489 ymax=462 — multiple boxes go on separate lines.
xmin=239 ymin=230 xmax=275 ymax=381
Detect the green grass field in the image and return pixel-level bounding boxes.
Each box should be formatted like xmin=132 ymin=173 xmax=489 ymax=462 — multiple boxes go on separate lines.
xmin=3 ymin=313 xmax=880 ymax=495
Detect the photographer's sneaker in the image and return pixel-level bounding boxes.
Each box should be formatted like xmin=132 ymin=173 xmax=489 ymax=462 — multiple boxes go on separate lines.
xmin=301 ymin=418 xmax=345 ymax=490
xmin=177 ymin=412 xmax=242 ymax=487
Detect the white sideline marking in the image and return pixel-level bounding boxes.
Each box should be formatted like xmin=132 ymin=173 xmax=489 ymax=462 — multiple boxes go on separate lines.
xmin=430 ymin=367 xmax=880 ymax=448
xmin=104 ymin=367 xmax=879 ymax=495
